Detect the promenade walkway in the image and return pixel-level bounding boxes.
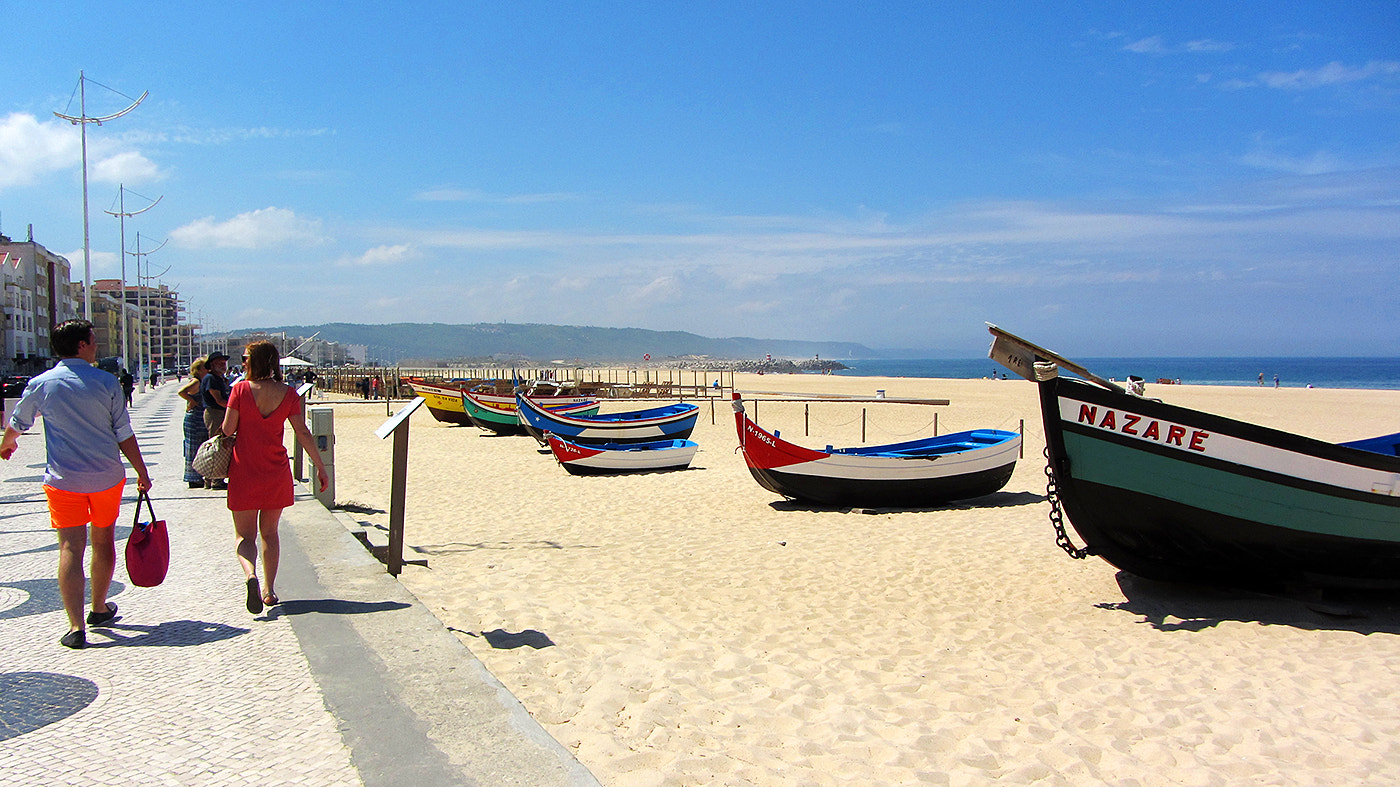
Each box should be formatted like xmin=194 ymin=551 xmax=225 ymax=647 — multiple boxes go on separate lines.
xmin=0 ymin=381 xmax=599 ymax=786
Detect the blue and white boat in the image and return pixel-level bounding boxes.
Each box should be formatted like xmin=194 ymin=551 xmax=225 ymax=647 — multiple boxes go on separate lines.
xmin=517 ymin=394 xmax=699 ymax=445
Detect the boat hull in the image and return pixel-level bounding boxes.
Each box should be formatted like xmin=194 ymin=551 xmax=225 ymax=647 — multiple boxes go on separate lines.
xmin=405 ymin=380 xmax=477 ymax=426
xmin=546 ymin=435 xmax=699 ymax=475
xmin=518 ymin=395 xmax=699 ymax=445
xmin=733 ymin=395 xmax=1021 ymax=508
xmin=1040 ymin=375 xmax=1400 ymax=588
xmin=464 ymin=391 xmax=598 ymax=435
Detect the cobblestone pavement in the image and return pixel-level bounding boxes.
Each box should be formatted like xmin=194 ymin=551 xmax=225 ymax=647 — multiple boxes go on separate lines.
xmin=0 ymin=383 xmax=598 ymax=787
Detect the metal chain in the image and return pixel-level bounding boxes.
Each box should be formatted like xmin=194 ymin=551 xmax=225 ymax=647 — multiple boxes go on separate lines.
xmin=1044 ymin=447 xmax=1091 ymax=559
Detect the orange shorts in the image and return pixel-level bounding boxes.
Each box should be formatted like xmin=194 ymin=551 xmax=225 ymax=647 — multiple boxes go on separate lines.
xmin=44 ymin=481 xmax=126 ymax=529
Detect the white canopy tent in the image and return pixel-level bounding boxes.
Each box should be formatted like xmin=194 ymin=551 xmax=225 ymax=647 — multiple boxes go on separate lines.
xmin=280 ymin=356 xmax=313 ymax=367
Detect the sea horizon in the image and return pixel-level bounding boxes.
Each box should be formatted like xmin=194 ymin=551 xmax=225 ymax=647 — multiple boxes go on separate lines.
xmin=828 ymin=356 xmax=1400 ymax=391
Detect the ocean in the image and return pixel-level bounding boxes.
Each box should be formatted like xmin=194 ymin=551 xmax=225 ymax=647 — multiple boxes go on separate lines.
xmin=830 ymin=357 xmax=1400 ymax=391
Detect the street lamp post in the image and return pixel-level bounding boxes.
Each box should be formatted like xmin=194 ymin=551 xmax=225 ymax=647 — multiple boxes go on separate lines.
xmin=54 ymin=72 xmax=148 ymax=321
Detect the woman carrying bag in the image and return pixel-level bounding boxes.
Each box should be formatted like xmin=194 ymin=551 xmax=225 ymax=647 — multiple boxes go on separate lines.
xmin=222 ymin=341 xmax=328 ymax=614
xmin=178 ymin=357 xmax=210 ymax=488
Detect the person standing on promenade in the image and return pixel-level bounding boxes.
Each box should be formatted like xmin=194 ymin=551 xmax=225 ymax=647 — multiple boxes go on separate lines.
xmin=119 ymin=368 xmax=134 ymax=406
xmin=200 ymin=352 xmax=231 ymax=489
xmin=178 ymin=357 xmax=210 ymax=489
xmin=0 ymin=319 xmax=152 ymax=649
xmin=222 ymin=340 xmax=328 ymax=613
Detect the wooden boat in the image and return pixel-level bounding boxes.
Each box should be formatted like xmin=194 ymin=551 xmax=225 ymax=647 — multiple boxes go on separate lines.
xmin=988 ymin=324 xmax=1400 ymax=589
xmin=517 ymin=394 xmax=699 ymax=445
xmin=463 ymin=384 xmax=599 ymax=436
xmin=732 ymin=392 xmax=1021 ymax=508
xmin=545 ymin=433 xmax=699 ymax=475
xmin=402 ymin=377 xmax=479 ymax=425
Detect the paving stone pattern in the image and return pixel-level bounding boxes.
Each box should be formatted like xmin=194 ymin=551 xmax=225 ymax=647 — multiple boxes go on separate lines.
xmin=0 ymin=386 xmax=362 ymax=786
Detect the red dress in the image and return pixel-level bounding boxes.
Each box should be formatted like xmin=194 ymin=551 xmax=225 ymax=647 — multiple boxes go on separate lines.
xmin=226 ymin=381 xmax=299 ymax=511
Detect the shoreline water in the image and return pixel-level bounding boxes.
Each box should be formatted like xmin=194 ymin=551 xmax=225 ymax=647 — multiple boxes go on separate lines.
xmin=828 ymin=357 xmax=1400 ymax=390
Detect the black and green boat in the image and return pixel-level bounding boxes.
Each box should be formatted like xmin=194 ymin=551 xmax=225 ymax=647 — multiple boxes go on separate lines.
xmin=990 ymin=325 xmax=1400 ymax=590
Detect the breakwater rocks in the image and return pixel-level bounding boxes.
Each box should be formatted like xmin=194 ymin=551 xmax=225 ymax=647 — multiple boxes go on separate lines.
xmin=667 ymin=358 xmax=849 ymax=374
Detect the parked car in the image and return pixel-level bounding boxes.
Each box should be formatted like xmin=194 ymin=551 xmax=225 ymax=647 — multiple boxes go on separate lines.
xmin=1 ymin=376 xmax=31 ymax=398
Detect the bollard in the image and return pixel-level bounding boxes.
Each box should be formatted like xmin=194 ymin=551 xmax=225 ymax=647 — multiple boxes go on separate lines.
xmin=307 ymin=406 xmax=336 ymax=509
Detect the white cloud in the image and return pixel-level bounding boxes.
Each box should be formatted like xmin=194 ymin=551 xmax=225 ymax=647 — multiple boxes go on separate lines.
xmin=91 ymin=150 xmax=163 ymax=184
xmin=410 ymin=187 xmax=579 ymax=204
xmin=1259 ymin=60 xmax=1400 ymax=90
xmin=1123 ymin=36 xmax=1167 ymax=54
xmin=1238 ymin=149 xmax=1345 ymax=176
xmin=0 ymin=113 xmax=78 ymax=189
xmin=64 ymin=248 xmax=121 ymax=278
xmin=170 ymin=207 xmax=325 ymax=249
xmin=1121 ymin=36 xmax=1234 ymax=56
xmin=1184 ymin=39 xmax=1234 ymax=53
xmin=413 ymin=188 xmax=483 ymax=202
xmin=340 ymin=243 xmax=419 ymax=266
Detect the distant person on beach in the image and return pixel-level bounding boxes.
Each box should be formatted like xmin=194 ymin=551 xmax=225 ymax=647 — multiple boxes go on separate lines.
xmin=179 ymin=357 xmax=210 ymax=489
xmin=1258 ymin=373 xmax=1264 ymax=386
xmin=359 ymin=377 xmax=370 ymax=399
xmin=222 ymin=340 xmax=328 ymax=614
xmin=1274 ymin=374 xmax=1280 ymax=388
xmin=0 ymin=319 xmax=152 ymax=649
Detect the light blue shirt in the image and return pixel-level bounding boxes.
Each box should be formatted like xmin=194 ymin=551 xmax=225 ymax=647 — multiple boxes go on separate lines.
xmin=9 ymin=358 xmax=135 ymax=493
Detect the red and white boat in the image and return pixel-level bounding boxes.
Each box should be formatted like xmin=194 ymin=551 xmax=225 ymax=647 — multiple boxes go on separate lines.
xmin=732 ymin=392 xmax=1021 ymax=508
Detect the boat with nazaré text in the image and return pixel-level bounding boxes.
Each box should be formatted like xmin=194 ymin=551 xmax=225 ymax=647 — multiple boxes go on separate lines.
xmin=731 ymin=392 xmax=1021 ymax=509
xmin=545 ymin=434 xmax=699 ymax=475
xmin=517 ymin=394 xmax=699 ymax=445
xmin=988 ymin=324 xmax=1400 ymax=590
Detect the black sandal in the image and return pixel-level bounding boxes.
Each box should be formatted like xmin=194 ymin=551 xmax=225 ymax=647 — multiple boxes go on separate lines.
xmin=246 ymin=577 xmax=263 ymax=614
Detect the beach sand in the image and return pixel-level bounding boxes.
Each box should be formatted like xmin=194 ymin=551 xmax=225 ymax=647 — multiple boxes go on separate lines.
xmin=319 ymin=376 xmax=1400 ymax=785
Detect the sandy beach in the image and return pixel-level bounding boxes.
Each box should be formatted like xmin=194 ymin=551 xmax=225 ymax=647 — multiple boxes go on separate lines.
xmin=317 ymin=375 xmax=1400 ymax=786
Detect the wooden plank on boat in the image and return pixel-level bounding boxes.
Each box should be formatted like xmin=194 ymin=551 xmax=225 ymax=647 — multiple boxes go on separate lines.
xmin=986 ymin=323 xmax=1125 ymax=393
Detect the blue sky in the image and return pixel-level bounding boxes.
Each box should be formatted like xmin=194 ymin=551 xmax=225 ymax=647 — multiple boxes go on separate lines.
xmin=2 ymin=2 xmax=1397 ymax=356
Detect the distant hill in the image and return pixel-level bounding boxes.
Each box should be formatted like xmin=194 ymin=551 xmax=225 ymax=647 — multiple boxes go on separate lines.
xmin=244 ymin=322 xmax=878 ymax=363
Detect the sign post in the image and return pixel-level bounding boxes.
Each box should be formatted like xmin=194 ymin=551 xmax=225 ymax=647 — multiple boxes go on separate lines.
xmin=374 ymin=397 xmax=426 ymax=576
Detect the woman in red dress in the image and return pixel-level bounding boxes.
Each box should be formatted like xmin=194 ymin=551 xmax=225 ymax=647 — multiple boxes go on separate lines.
xmin=222 ymin=341 xmax=328 ymax=613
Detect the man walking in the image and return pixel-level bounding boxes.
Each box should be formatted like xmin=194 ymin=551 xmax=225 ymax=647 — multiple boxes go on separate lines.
xmin=0 ymin=320 xmax=152 ymax=649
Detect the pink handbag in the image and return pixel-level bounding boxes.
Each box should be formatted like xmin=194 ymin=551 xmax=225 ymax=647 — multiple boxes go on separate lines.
xmin=125 ymin=491 xmax=169 ymax=587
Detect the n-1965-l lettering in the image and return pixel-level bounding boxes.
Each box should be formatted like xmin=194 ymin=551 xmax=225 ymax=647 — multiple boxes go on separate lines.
xmin=1075 ymin=404 xmax=1210 ymax=452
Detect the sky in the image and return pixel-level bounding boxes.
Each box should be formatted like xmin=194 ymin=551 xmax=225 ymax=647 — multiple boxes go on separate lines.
xmin=2 ymin=2 xmax=1398 ymax=357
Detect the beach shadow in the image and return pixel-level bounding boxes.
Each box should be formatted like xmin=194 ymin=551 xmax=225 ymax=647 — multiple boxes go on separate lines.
xmin=459 ymin=628 xmax=555 ymax=650
xmin=335 ymin=502 xmax=386 ymax=515
xmin=1097 ymin=572 xmax=1400 ymax=635
xmin=263 ymin=598 xmax=411 ymax=620
xmin=769 ymin=490 xmax=1043 ymax=515
xmin=412 ymin=540 xmax=599 ymax=555
xmin=90 ymin=619 xmax=249 ymax=648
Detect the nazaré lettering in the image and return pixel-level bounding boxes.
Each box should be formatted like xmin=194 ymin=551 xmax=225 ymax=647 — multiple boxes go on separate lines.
xmin=1067 ymin=400 xmax=1213 ymax=454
